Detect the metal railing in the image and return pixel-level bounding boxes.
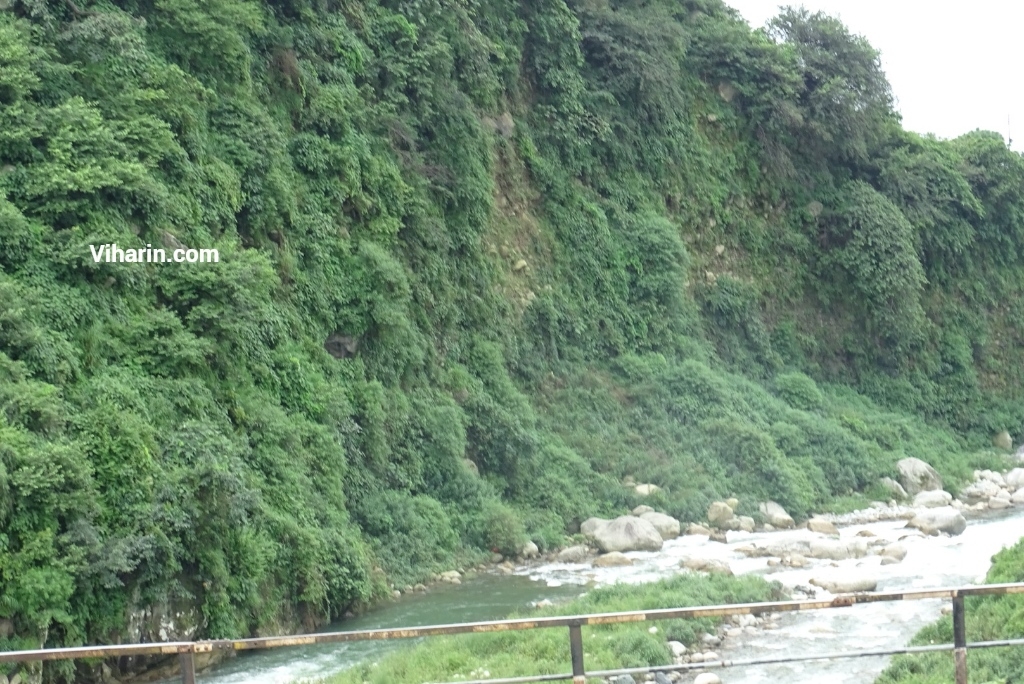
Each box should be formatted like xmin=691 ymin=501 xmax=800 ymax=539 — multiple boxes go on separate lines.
xmin=3 ymin=582 xmax=1024 ymax=684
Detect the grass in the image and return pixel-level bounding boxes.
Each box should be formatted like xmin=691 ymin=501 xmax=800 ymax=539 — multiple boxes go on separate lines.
xmin=322 ymin=573 xmax=783 ymax=684
xmin=876 ymin=538 xmax=1024 ymax=684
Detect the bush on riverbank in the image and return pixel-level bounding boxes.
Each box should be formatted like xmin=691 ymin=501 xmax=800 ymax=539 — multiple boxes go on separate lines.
xmin=876 ymin=538 xmax=1024 ymax=684
xmin=325 ymin=573 xmax=782 ymax=684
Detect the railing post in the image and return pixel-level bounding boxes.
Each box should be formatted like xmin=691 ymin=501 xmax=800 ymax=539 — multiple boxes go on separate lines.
xmin=568 ymin=622 xmax=585 ymax=684
xmin=952 ymin=593 xmax=967 ymax=684
xmin=179 ymin=648 xmax=197 ymax=684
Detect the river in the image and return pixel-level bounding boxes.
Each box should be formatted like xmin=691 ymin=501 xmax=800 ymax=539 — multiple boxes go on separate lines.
xmin=190 ymin=506 xmax=1024 ymax=684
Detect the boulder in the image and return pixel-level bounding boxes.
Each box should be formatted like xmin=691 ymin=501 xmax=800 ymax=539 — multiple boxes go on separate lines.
xmin=994 ymin=430 xmax=1013 ymax=451
xmin=686 ymin=523 xmax=712 ymax=536
xmin=807 ymin=518 xmax=839 ymax=535
xmin=809 ymin=572 xmax=878 ymax=593
xmin=632 ymin=505 xmax=654 ymax=516
xmin=989 ymin=495 xmax=1011 ymax=510
xmin=783 ymin=553 xmax=808 ymax=568
xmin=976 ymin=469 xmax=1006 ymax=487
xmin=913 ymin=490 xmax=952 ymax=508
xmin=610 ymin=676 xmax=636 ymax=684
xmin=960 ymin=479 xmax=1001 ymax=504
xmin=880 ymin=543 xmax=907 ymax=561
xmin=1011 ymin=488 xmax=1024 ymax=505
xmin=521 ymin=541 xmax=540 ymax=559
xmin=708 ymin=529 xmax=729 ymax=543
xmin=591 ymin=516 xmax=663 ymax=553
xmin=654 ymin=673 xmax=672 ymax=684
xmin=667 ymin=640 xmax=687 ymax=657
xmin=879 ymin=477 xmax=908 ymax=500
xmin=1006 ymin=468 xmax=1024 ymax=490
xmin=897 ymin=457 xmax=943 ymax=495
xmin=593 ymin=552 xmax=634 ymax=567
xmin=640 ymin=511 xmax=681 ymax=540
xmin=580 ymin=517 xmax=610 ymax=538
xmin=759 ymin=501 xmax=794 ymax=528
xmin=439 ymin=570 xmax=462 ymax=584
xmin=682 ymin=558 xmax=733 ymax=576
xmin=635 ymin=483 xmax=661 ymax=496
xmin=707 ymin=501 xmax=734 ymax=527
xmin=556 ymin=545 xmax=591 ymax=563
xmin=738 ymin=515 xmax=756 ymax=532
xmin=725 ymin=497 xmax=740 ymax=510
xmin=720 ymin=516 xmax=743 ymax=531
xmin=907 ymin=507 xmax=967 ymax=536
xmin=881 ymin=556 xmax=900 ymax=566
xmin=808 ymin=538 xmax=868 ymax=561
xmin=694 ymin=674 xmax=722 ymax=684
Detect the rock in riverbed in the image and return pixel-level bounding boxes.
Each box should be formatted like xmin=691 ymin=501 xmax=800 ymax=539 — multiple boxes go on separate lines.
xmin=907 ymin=507 xmax=967 ymax=536
xmin=591 ymin=516 xmax=663 ymax=553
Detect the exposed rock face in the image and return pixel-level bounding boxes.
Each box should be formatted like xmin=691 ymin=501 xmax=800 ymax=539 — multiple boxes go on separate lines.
xmin=807 ymin=518 xmax=839 ymax=535
xmin=640 ymin=511 xmax=681 ymax=540
xmin=897 ymin=458 xmax=942 ymax=496
xmin=591 ymin=516 xmax=663 ymax=553
xmin=324 ymin=332 xmax=359 ymax=359
xmin=593 ymin=551 xmax=634 ymax=567
xmin=907 ymin=507 xmax=967 ymax=536
xmin=707 ymin=501 xmax=734 ymax=527
xmin=913 ymin=490 xmax=952 ymax=508
xmin=759 ymin=501 xmax=794 ymax=528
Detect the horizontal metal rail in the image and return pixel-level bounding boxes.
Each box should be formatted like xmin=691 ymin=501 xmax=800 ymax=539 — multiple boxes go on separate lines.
xmin=3 ymin=582 xmax=1024 ymax=683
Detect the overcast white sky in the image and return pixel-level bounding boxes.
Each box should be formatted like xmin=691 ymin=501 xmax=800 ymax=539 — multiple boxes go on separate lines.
xmin=726 ymin=1 xmax=1024 ymax=151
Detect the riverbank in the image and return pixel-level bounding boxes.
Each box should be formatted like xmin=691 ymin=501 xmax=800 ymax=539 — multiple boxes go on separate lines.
xmin=321 ymin=573 xmax=782 ymax=684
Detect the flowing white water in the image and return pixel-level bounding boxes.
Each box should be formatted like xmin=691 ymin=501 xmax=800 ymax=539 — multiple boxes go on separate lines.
xmin=520 ymin=508 xmax=1024 ymax=683
xmin=188 ymin=507 xmax=1024 ymax=683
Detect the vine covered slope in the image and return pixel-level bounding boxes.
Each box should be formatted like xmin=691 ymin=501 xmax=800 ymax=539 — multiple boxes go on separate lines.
xmin=2 ymin=0 xmax=1024 ymax=678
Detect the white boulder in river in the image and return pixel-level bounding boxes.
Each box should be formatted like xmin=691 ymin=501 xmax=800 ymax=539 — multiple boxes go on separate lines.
xmin=640 ymin=511 xmax=681 ymax=539
xmin=907 ymin=506 xmax=967 ymax=536
xmin=913 ymin=490 xmax=952 ymax=508
xmin=897 ymin=457 xmax=943 ymax=495
xmin=759 ymin=501 xmax=794 ymax=528
xmin=590 ymin=516 xmax=663 ymax=553
xmin=810 ymin=571 xmax=878 ymax=593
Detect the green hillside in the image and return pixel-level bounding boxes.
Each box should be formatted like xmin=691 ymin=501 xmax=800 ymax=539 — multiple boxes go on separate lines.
xmin=1 ymin=0 xmax=1023 ymax=679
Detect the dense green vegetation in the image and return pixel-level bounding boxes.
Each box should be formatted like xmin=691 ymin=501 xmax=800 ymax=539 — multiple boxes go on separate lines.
xmin=877 ymin=538 xmax=1024 ymax=684
xmin=2 ymin=0 xmax=1024 ymax=679
xmin=329 ymin=572 xmax=781 ymax=684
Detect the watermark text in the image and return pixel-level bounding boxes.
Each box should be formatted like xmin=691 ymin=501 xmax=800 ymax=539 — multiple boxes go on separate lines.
xmin=89 ymin=243 xmax=219 ymax=264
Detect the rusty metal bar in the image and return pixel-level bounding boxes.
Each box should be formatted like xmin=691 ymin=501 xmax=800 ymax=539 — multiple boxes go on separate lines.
xmin=953 ymin=593 xmax=967 ymax=684
xmin=179 ymin=650 xmax=196 ymax=684
xmin=5 ymin=581 xmax=1024 ymax=680
xmin=0 ymin=642 xmax=194 ymax=663
xmin=567 ymin=623 xmax=585 ymax=684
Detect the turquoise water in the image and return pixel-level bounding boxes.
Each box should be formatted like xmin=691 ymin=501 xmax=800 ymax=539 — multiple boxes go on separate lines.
xmin=189 ymin=573 xmax=582 ymax=684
